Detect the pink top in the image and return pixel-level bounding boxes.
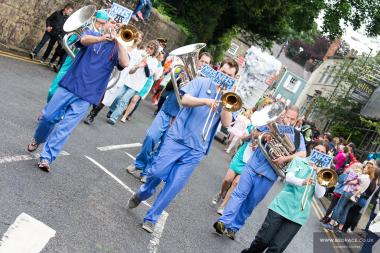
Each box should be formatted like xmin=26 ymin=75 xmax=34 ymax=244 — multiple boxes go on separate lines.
xmin=335 ymin=150 xmax=347 ymax=170
xmin=228 ymin=115 xmax=250 ymax=138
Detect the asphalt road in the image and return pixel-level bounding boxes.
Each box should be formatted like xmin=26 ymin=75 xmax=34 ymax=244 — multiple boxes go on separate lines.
xmin=0 ymin=52 xmax=339 ymax=253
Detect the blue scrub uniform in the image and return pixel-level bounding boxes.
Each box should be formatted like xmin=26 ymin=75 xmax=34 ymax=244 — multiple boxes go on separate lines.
xmin=135 ymin=77 xmax=223 ymax=224
xmin=34 ymin=30 xmax=120 ymax=164
xmin=134 ymin=91 xmax=180 ymax=176
xmin=218 ymin=126 xmax=306 ymax=232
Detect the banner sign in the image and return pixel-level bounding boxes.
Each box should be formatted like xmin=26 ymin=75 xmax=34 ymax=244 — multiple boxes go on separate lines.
xmin=257 ymin=125 xmax=295 ymax=135
xmin=309 ymin=150 xmax=333 ymax=168
xmin=109 ymin=3 xmax=133 ymax=24
xmin=200 ymin=65 xmax=236 ymax=89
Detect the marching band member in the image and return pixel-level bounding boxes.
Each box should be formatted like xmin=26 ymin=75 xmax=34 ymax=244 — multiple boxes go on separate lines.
xmin=127 ymin=59 xmax=238 ymax=233
xmin=214 ymin=105 xmax=306 ymax=240
xmin=83 ymin=30 xmax=144 ymax=125
xmin=106 ymin=40 xmax=160 ymax=125
xmin=27 ymin=11 xmax=130 ymax=172
xmin=241 ymin=145 xmax=327 ymax=253
xmin=47 ymin=11 xmax=112 ymax=102
xmin=126 ymin=52 xmax=212 ymax=182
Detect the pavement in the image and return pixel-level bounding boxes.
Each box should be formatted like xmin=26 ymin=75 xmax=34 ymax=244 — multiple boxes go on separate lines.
xmin=0 ymin=50 xmax=366 ymax=253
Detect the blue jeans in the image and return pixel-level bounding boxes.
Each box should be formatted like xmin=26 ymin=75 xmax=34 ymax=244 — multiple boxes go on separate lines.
xmin=135 ymin=110 xmax=171 ymax=176
xmin=359 ymin=231 xmax=379 ymax=253
xmin=331 ymin=191 xmax=354 ymax=224
xmin=34 ymin=87 xmax=90 ymax=164
xmin=136 ymin=137 xmax=204 ymax=224
xmin=365 ymin=206 xmax=378 ymax=231
xmin=133 ymin=0 xmax=152 ymax=20
xmin=109 ymin=86 xmax=136 ymax=122
xmin=218 ymin=167 xmax=275 ymax=232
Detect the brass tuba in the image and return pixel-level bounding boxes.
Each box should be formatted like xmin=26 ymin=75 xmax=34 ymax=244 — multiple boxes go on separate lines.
xmin=251 ymin=102 xmax=294 ymax=179
xmin=62 ymin=5 xmax=97 ymax=59
xmin=169 ymin=43 xmax=206 ymax=106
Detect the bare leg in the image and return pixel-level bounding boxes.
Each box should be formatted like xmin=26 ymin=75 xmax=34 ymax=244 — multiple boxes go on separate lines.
xmin=219 ymin=169 xmax=237 ymax=198
xmin=226 ymin=135 xmax=240 ymax=153
xmin=219 ymin=175 xmax=240 ymax=208
xmin=121 ymin=95 xmax=141 ymax=122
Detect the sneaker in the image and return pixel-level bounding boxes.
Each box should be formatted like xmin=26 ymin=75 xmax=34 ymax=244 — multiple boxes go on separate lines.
xmin=131 ymin=15 xmax=139 ymax=22
xmin=322 ymin=223 xmax=334 ymax=232
xmin=213 ymin=221 xmax=225 ymax=235
xmin=217 ymin=206 xmax=224 ymax=216
xmin=120 ymin=117 xmax=126 ymax=123
xmin=40 ymin=59 xmax=46 ymax=64
xmin=224 ymin=229 xmax=236 ymax=240
xmin=128 ymin=194 xmax=141 ymax=209
xmin=320 ymin=217 xmax=331 ymax=224
xmin=38 ymin=159 xmax=50 ymax=172
xmin=347 ymin=228 xmax=353 ymax=234
xmin=126 ymin=164 xmax=138 ymax=174
xmin=106 ymin=111 xmax=112 ymax=118
xmin=52 ymin=64 xmax=58 ymax=72
xmin=142 ymin=221 xmax=154 ymax=233
xmin=107 ymin=118 xmax=115 ymax=125
xmin=84 ymin=114 xmax=95 ymax=125
xmin=27 ymin=138 xmax=39 ymax=152
xmin=212 ymin=193 xmax=222 ymax=205
xmin=140 ymin=175 xmax=147 ymax=183
xmin=29 ymin=52 xmax=35 ymax=60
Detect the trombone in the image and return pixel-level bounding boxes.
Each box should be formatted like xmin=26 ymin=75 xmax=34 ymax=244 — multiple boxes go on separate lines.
xmin=300 ymin=162 xmax=338 ymax=211
xmin=201 ymin=78 xmax=242 ymax=141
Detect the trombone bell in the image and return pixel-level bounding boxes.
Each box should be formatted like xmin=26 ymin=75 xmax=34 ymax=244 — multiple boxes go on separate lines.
xmin=221 ymin=92 xmax=242 ymax=112
xmin=316 ymin=168 xmax=338 ymax=188
xmin=117 ymin=25 xmax=138 ymax=47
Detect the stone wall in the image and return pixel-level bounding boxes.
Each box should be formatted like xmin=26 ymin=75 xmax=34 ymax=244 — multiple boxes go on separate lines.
xmin=0 ymin=0 xmax=187 ymax=53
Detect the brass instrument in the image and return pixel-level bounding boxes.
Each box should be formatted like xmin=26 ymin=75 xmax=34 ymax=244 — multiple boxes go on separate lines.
xmin=301 ymin=165 xmax=338 ymax=211
xmin=201 ymin=79 xmax=243 ymax=141
xmin=251 ymin=102 xmax=293 ymax=179
xmin=62 ymin=5 xmax=97 ymax=59
xmin=169 ymin=43 xmax=207 ymax=106
xmin=107 ymin=24 xmax=139 ymax=90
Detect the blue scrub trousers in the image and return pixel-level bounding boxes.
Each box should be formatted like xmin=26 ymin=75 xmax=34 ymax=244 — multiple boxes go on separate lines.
xmin=136 ymin=137 xmax=204 ymax=224
xmin=109 ymin=86 xmax=136 ymax=122
xmin=34 ymin=87 xmax=90 ymax=164
xmin=134 ymin=110 xmax=171 ymax=176
xmin=218 ymin=167 xmax=275 ymax=232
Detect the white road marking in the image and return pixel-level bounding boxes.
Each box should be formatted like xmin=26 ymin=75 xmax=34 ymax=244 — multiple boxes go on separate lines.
xmin=125 ymin=152 xmax=136 ymax=160
xmin=0 ymin=213 xmax=56 ymax=253
xmin=0 ymin=151 xmax=70 ymax=164
xmin=96 ymin=143 xmax=142 ymax=151
xmin=85 ymin=156 xmax=168 ymax=253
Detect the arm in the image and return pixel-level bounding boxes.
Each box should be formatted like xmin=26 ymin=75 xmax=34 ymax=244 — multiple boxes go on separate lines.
xmin=129 ymin=57 xmax=147 ymax=74
xmin=314 ymin=183 xmax=326 ymax=198
xmin=180 ymin=93 xmax=214 ymax=108
xmin=80 ymin=34 xmax=109 ymax=46
xmin=116 ymin=40 xmax=130 ymax=68
xmin=46 ymin=11 xmax=58 ymax=31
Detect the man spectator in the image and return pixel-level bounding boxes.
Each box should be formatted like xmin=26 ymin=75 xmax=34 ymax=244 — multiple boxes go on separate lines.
xmin=29 ymin=3 xmax=74 ymax=63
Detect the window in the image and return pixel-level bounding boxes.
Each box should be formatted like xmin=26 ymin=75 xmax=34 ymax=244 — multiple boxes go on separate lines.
xmin=227 ymin=42 xmax=239 ymax=55
xmin=283 ymin=75 xmax=301 ymax=93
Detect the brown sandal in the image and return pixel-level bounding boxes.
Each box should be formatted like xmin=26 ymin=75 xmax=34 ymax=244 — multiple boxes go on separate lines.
xmin=27 ymin=139 xmax=39 ymax=152
xmin=38 ymin=160 xmax=50 ymax=172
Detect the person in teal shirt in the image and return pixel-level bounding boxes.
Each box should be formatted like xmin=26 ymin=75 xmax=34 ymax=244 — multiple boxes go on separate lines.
xmin=241 ymin=145 xmax=327 ymax=253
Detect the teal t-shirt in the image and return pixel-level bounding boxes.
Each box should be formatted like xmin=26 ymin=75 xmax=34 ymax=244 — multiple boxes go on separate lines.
xmin=268 ymin=157 xmax=314 ymax=225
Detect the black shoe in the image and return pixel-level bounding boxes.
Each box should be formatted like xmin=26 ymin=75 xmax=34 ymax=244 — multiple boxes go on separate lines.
xmin=224 ymin=229 xmax=236 ymax=240
xmin=106 ymin=111 xmax=112 ymax=118
xmin=213 ymin=221 xmax=225 ymax=235
xmin=107 ymin=118 xmax=115 ymax=125
xmin=320 ymin=217 xmax=331 ymax=224
xmin=84 ymin=114 xmax=95 ymax=125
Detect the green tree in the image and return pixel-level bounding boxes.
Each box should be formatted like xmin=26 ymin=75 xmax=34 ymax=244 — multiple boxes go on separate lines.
xmin=157 ymin=0 xmax=380 ymax=58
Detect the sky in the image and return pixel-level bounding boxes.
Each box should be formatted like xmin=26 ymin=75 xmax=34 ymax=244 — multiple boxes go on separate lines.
xmin=316 ymin=14 xmax=380 ymax=56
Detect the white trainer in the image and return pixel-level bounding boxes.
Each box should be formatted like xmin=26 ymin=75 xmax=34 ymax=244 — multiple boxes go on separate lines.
xmin=142 ymin=221 xmax=154 ymax=233
xmin=217 ymin=206 xmax=224 ymax=215
xmin=212 ymin=193 xmax=222 ymax=205
xmin=126 ymin=164 xmax=137 ymax=174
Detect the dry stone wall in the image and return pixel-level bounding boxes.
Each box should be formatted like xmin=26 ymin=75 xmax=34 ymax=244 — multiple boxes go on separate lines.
xmin=0 ymin=0 xmax=187 ymax=53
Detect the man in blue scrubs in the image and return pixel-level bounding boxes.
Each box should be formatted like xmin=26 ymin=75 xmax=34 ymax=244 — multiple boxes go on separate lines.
xmin=27 ymin=11 xmax=131 ymax=172
xmin=128 ymin=58 xmax=239 ymax=233
xmin=126 ymin=52 xmax=213 ymax=182
xmin=214 ymin=105 xmax=307 ymax=240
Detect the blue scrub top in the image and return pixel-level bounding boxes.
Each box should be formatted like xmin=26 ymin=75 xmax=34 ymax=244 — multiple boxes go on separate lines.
xmin=167 ymin=77 xmax=221 ymax=155
xmin=161 ymin=91 xmax=180 ymax=117
xmin=59 ymin=29 xmax=120 ymax=105
xmin=245 ymin=125 xmax=306 ymax=181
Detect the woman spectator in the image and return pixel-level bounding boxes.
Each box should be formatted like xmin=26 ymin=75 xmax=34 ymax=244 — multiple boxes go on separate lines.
xmin=343 ymin=160 xmax=377 ymax=233
xmin=225 ymin=110 xmax=251 ymax=154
